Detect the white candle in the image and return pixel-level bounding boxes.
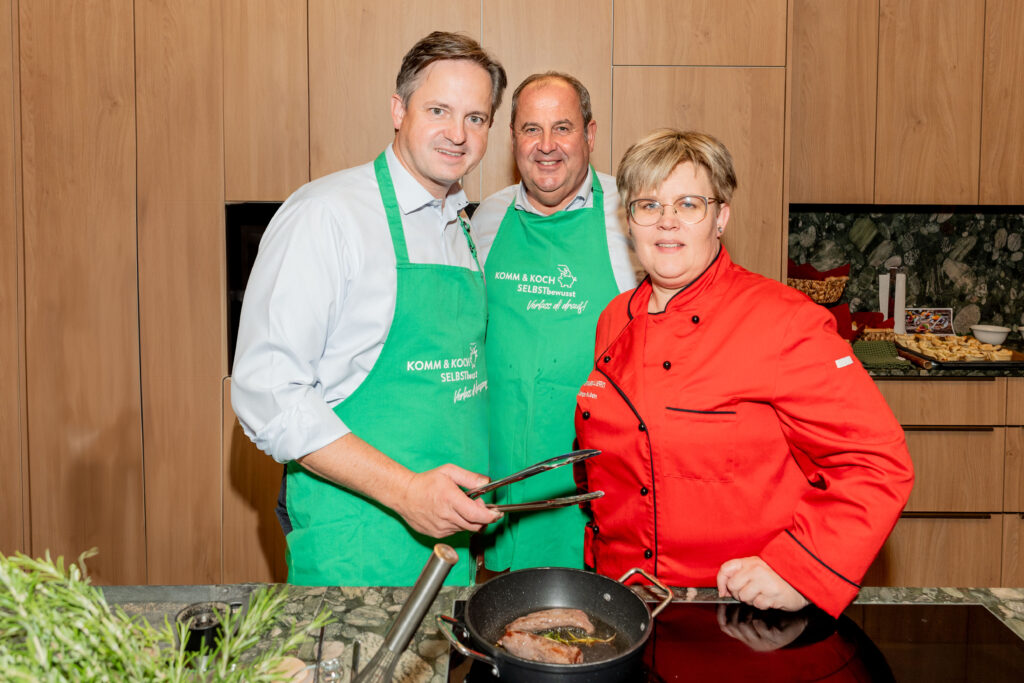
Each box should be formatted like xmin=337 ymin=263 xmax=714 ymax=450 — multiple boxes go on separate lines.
xmin=879 ymin=274 xmax=890 ymax=317
xmin=894 ymin=273 xmax=907 ymax=333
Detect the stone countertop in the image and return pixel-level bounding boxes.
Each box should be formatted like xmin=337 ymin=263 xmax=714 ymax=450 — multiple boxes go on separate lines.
xmin=868 ymin=365 xmax=1024 ymax=378
xmin=862 ymin=340 xmax=1024 ymax=377
xmin=102 ymin=583 xmax=1024 ymax=682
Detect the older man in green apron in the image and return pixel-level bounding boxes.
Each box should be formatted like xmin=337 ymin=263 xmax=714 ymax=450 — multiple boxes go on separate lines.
xmin=232 ymin=33 xmax=507 ymax=586
xmin=472 ymin=73 xmax=640 ymax=571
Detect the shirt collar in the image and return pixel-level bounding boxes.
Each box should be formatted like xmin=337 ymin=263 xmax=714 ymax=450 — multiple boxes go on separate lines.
xmin=514 ymin=167 xmax=594 ymax=215
xmin=385 ymin=144 xmax=469 ymax=222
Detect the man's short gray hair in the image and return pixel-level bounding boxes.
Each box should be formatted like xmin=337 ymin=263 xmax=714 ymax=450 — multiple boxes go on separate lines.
xmin=510 ymin=72 xmax=593 ymax=138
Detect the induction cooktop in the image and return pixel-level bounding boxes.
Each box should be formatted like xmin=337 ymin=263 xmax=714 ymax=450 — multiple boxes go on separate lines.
xmin=445 ymin=601 xmax=1024 ymax=682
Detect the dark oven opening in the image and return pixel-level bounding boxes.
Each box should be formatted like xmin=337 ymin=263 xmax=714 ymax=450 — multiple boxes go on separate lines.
xmin=226 ymin=202 xmax=282 ymax=370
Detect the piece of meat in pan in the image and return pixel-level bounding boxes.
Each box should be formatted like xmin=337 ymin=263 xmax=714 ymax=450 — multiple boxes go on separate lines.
xmin=505 ymin=607 xmax=595 ymax=635
xmin=498 ymin=630 xmax=583 ymax=665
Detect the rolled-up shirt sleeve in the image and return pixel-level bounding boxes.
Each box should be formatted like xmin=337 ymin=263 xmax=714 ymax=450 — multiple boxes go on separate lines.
xmin=231 ymin=197 xmax=354 ymax=463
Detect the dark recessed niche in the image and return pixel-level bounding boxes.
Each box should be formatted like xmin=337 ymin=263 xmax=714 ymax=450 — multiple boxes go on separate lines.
xmin=225 ymin=202 xmax=282 ymax=370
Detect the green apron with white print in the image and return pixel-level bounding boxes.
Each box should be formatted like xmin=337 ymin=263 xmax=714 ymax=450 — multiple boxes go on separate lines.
xmin=484 ymin=168 xmax=620 ymax=570
xmin=284 ymin=152 xmax=488 ymax=586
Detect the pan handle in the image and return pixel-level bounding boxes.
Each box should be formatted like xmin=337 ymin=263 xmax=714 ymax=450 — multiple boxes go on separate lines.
xmin=617 ymin=568 xmax=674 ymax=619
xmin=435 ymin=614 xmax=500 ymax=678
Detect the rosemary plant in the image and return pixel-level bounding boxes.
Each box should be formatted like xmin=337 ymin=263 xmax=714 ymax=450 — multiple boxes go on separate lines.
xmin=0 ymin=549 xmax=330 ymax=681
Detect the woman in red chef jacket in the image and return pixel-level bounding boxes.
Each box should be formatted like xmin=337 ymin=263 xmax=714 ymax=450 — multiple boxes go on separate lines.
xmin=574 ymin=129 xmax=913 ymax=618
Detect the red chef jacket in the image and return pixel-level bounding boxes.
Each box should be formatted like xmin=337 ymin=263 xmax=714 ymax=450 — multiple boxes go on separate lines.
xmin=574 ymin=248 xmax=913 ymax=617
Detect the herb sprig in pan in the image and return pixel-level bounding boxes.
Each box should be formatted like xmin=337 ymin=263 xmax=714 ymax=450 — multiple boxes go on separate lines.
xmin=537 ymin=628 xmax=615 ymax=646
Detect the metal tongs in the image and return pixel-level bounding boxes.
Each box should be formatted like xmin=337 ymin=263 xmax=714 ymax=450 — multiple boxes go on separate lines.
xmin=466 ymin=449 xmax=604 ymax=512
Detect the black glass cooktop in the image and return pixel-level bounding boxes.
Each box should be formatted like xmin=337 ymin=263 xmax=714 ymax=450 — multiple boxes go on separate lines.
xmin=446 ymin=601 xmax=1024 ymax=682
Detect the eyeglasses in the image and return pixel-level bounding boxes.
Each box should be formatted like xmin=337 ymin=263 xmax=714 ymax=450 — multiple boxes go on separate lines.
xmin=627 ymin=195 xmax=723 ymax=226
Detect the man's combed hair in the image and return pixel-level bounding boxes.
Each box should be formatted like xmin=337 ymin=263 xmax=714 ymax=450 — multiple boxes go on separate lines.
xmin=395 ymin=31 xmax=507 ymax=119
xmin=509 ymin=72 xmax=593 ymax=136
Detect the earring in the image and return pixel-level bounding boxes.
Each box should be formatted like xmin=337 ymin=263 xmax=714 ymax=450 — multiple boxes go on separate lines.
xmin=716 ymin=226 xmax=723 ymax=234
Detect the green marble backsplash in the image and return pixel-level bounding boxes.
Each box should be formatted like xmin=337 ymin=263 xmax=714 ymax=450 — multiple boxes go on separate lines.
xmin=788 ymin=207 xmax=1024 ymax=335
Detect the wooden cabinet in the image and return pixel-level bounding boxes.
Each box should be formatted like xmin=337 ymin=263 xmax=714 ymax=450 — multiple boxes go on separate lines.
xmin=791 ymin=0 xmax=1024 ymax=205
xmin=222 ymin=379 xmax=286 ymax=584
xmin=612 ymin=67 xmax=787 ymax=280
xmin=1006 ymin=378 xmax=1024 ymax=427
xmin=875 ymin=0 xmax=985 ymax=204
xmin=789 ymin=0 xmax=877 ymax=204
xmin=0 ymin=0 xmax=24 ymax=556
xmin=864 ymin=515 xmax=1002 ymax=588
xmin=902 ymin=428 xmax=1003 ymax=513
xmin=1002 ymin=427 xmax=1023 ymax=584
xmin=980 ymin=0 xmax=1024 ymax=205
xmin=1004 ymin=426 xmax=1024 ymax=512
xmin=870 ymin=377 xmax=1021 ymax=587
xmin=481 ymin=0 xmax=613 ymax=196
xmin=613 ymin=0 xmax=787 ymax=66
xmin=308 ymin=0 xmax=481 ymax=194
xmin=224 ymin=0 xmax=309 ymax=202
xmin=875 ymin=377 xmax=1005 ymax=426
xmin=1002 ymin=513 xmax=1024 ymax=586
xmin=608 ymin=1 xmax=790 ymax=281
xmin=135 ymin=0 xmax=225 ymax=585
xmin=19 ymin=0 xmax=145 ymax=585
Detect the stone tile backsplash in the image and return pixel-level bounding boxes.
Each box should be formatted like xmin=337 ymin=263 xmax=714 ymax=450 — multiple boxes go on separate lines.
xmin=788 ymin=207 xmax=1024 ymax=335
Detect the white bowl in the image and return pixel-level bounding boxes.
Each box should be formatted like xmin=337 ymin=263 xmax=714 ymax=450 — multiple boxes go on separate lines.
xmin=970 ymin=324 xmax=1010 ymax=345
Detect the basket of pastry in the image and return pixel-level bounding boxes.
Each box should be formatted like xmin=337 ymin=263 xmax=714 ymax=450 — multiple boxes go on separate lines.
xmin=787 ymin=276 xmax=849 ymax=304
xmin=859 ymin=327 xmax=895 ymax=342
xmin=895 ymin=333 xmax=1015 ymax=363
xmin=786 ymin=259 xmax=851 ymax=305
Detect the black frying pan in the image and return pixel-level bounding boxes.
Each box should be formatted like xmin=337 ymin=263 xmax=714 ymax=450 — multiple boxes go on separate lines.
xmin=438 ymin=567 xmax=671 ymax=683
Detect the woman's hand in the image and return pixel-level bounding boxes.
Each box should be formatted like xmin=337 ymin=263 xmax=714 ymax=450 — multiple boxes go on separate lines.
xmin=715 ymin=603 xmax=808 ymax=652
xmin=716 ymin=556 xmax=809 ymax=612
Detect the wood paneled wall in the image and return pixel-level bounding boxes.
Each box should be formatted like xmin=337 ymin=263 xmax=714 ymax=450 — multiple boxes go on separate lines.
xmin=480 ymin=0 xmax=614 ymax=191
xmin=790 ymin=0 xmax=878 ymax=204
xmin=222 ymin=379 xmax=286 ymax=583
xmin=613 ymin=0 xmax=788 ymax=66
xmin=612 ymin=67 xmax=786 ymax=281
xmin=19 ymin=0 xmax=145 ymax=584
xmin=308 ymin=0 xmax=481 ymax=195
xmin=135 ymin=0 xmax=225 ymax=585
xmin=981 ymin=0 xmax=1024 ymax=205
xmin=0 ymin=0 xmax=25 ymax=556
xmin=224 ymin=0 xmax=308 ymax=202
xmin=875 ymin=0 xmax=985 ymax=204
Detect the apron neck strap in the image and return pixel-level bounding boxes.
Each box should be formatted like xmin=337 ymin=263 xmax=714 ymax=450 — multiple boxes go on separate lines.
xmin=373 ymin=152 xmax=411 ymax=264
xmin=589 ymin=166 xmax=603 ymax=203
xmin=375 ymin=151 xmax=482 ymax=271
xmin=459 ymin=214 xmax=482 ymax=269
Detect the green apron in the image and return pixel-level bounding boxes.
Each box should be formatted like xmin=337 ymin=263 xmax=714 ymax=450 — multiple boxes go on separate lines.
xmin=284 ymin=152 xmax=488 ymax=586
xmin=484 ymin=168 xmax=620 ymax=570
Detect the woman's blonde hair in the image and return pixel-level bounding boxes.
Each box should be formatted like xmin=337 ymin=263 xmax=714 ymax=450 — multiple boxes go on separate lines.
xmin=616 ymin=129 xmax=737 ymax=208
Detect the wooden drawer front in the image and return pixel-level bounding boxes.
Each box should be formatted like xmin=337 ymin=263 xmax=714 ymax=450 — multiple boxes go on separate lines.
xmin=863 ymin=515 xmax=1002 ymax=587
xmin=875 ymin=378 xmax=1005 ymax=426
xmin=1004 ymin=427 xmax=1024 ymax=512
xmin=1001 ymin=513 xmax=1024 ymax=587
xmin=1006 ymin=378 xmax=1024 ymax=425
xmin=903 ymin=428 xmax=1004 ymax=512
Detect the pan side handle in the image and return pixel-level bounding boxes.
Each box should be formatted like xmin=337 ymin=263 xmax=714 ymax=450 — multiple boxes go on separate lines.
xmin=617 ymin=568 xmax=674 ymax=618
xmin=435 ymin=614 xmax=500 ymax=678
